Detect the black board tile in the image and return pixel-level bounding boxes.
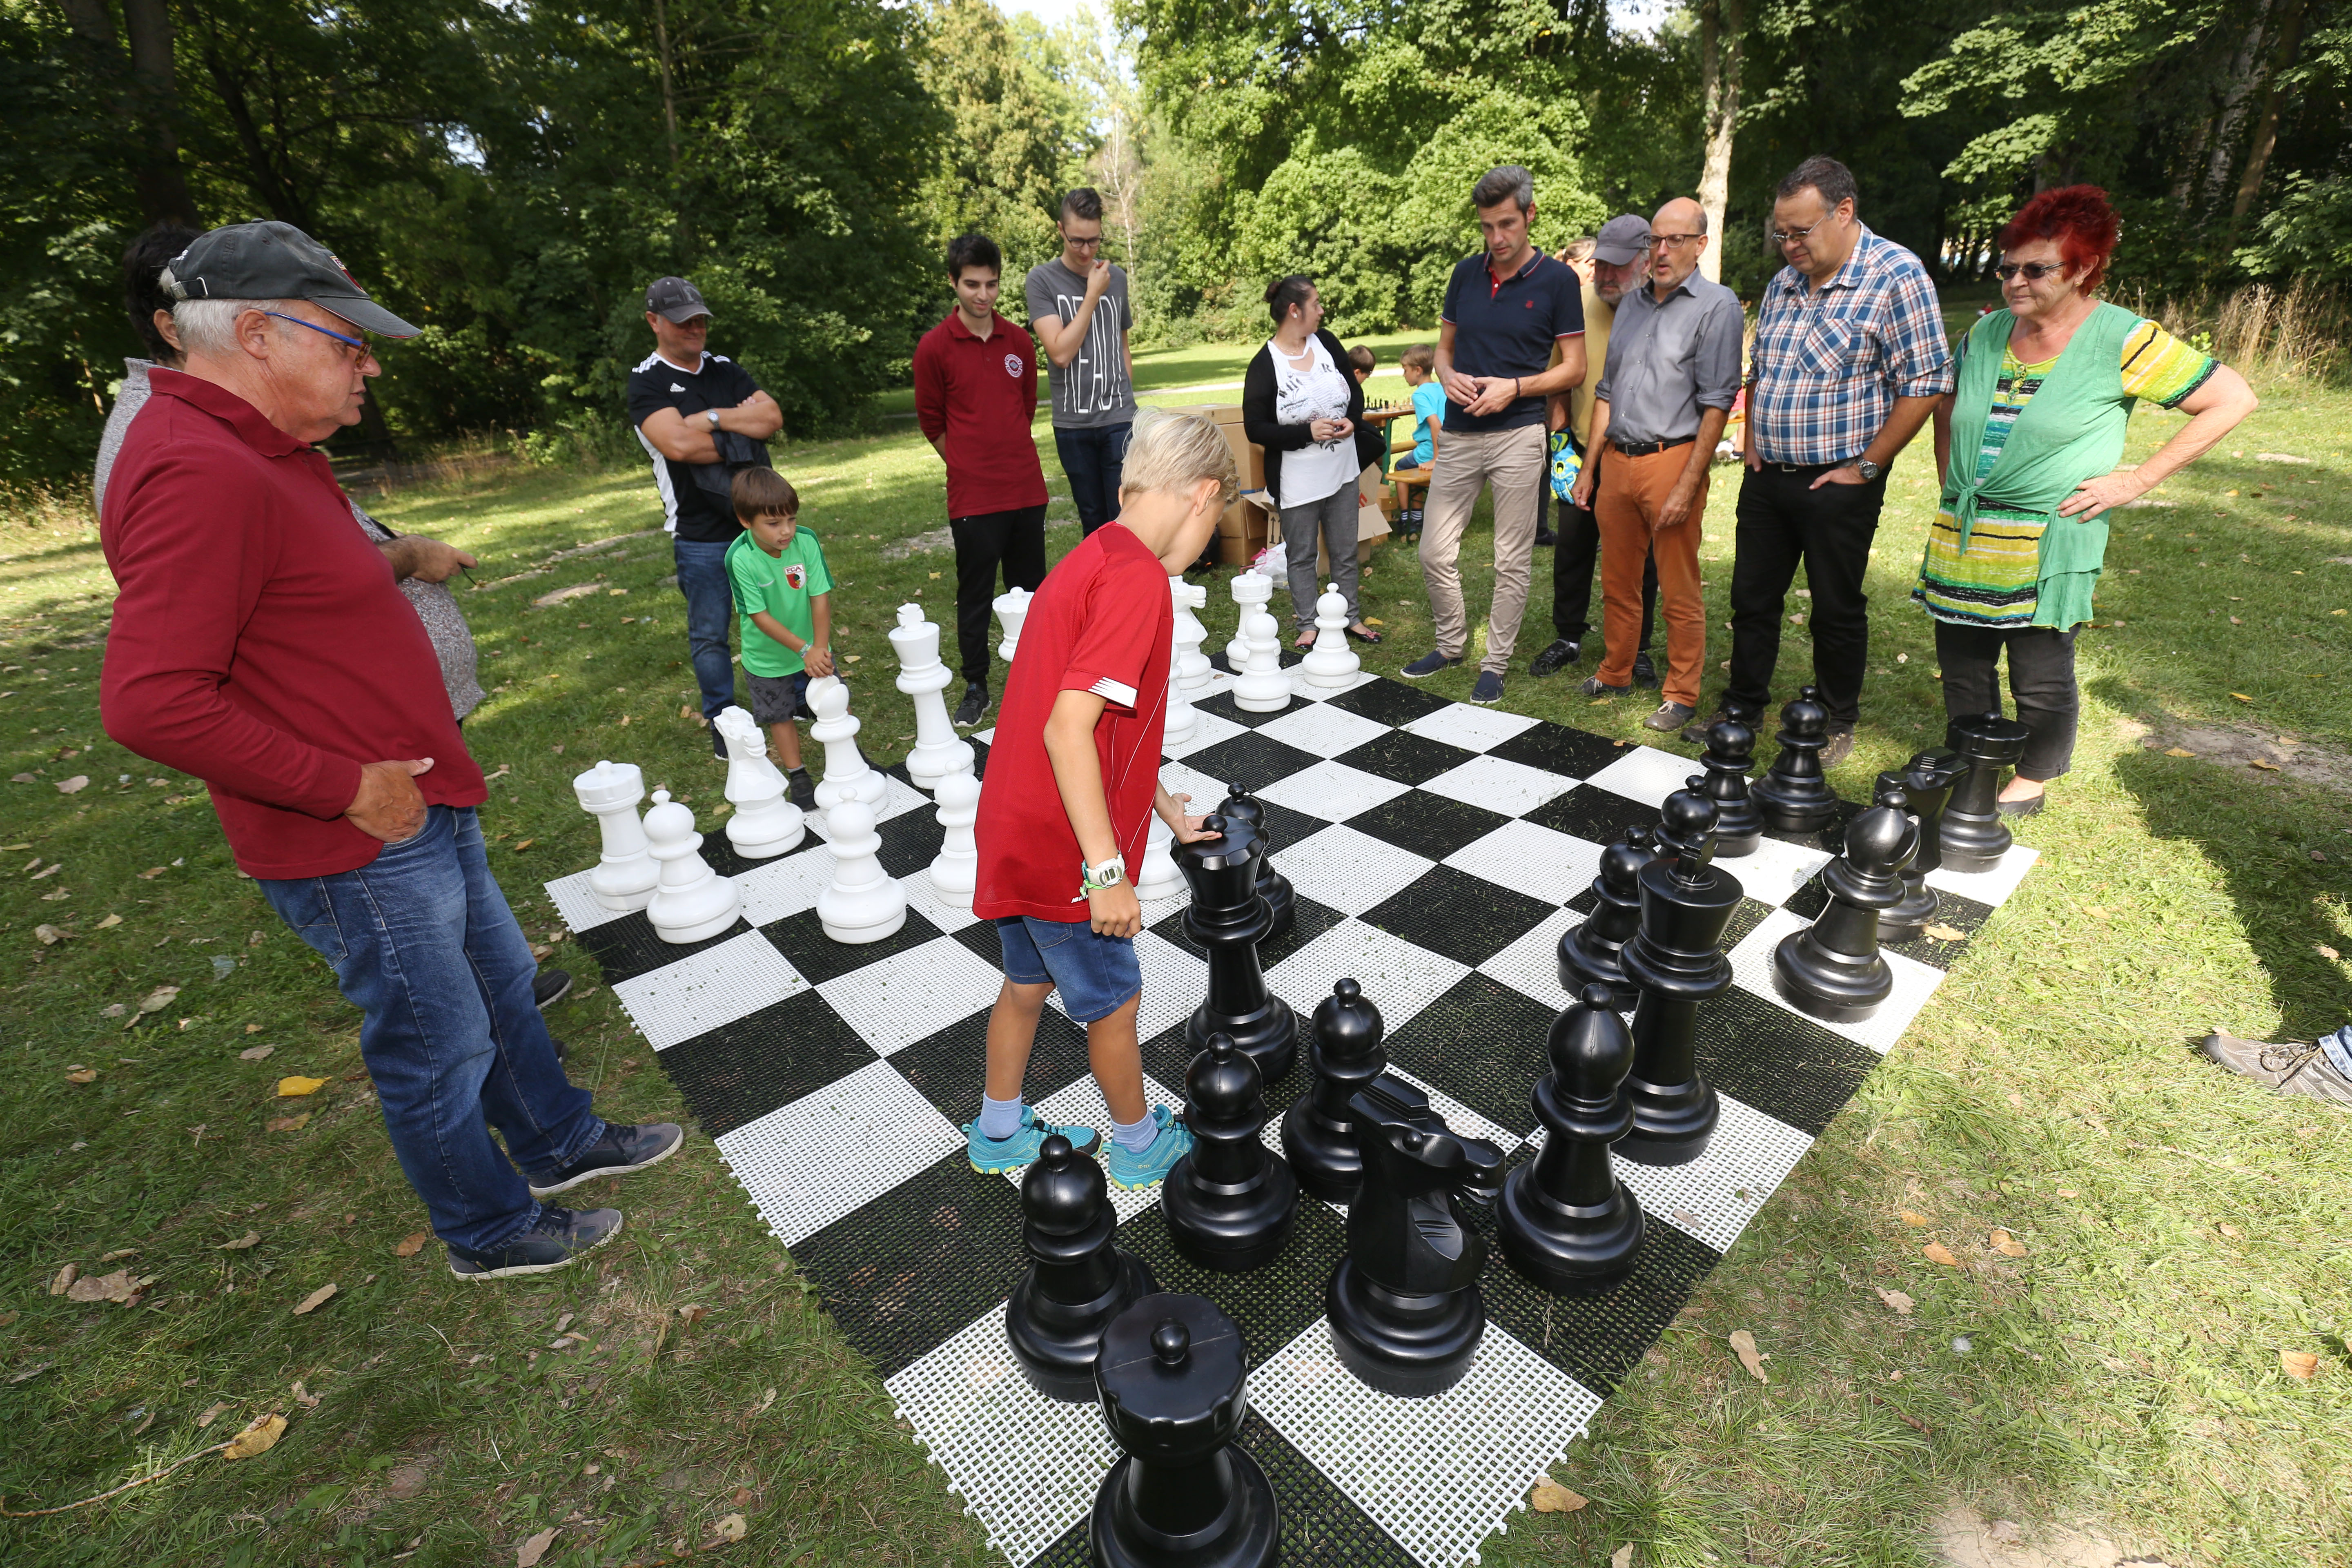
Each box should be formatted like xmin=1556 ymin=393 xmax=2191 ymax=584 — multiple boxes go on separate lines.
xmin=656 ymin=993 xmax=880 ymax=1135
xmin=760 ymin=906 xmax=942 ymax=987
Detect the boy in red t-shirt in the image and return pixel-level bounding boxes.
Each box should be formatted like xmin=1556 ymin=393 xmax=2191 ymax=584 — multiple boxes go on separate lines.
xmin=966 ymin=411 xmax=1240 ymax=1189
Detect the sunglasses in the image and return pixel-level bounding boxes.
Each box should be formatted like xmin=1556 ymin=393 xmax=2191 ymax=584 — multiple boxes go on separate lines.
xmin=1995 ymin=261 xmax=2065 ymax=281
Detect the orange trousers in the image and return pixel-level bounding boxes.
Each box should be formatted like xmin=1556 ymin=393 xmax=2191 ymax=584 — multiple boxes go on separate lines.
xmin=1593 ymin=445 xmax=1708 ymax=710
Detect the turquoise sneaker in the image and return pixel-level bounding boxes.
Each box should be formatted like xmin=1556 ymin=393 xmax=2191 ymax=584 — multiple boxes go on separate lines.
xmin=1105 ymin=1107 xmax=1194 ymax=1191
xmin=963 ymin=1107 xmax=1104 ymax=1174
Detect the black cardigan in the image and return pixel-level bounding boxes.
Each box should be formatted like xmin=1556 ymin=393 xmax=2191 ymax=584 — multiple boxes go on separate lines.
xmin=1241 ymin=327 xmax=1386 ymax=508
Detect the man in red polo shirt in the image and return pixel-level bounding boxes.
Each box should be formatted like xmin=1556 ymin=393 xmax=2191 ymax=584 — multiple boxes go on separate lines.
xmin=913 ymin=232 xmax=1050 ymax=728
xmin=99 ymin=221 xmax=679 ymax=1283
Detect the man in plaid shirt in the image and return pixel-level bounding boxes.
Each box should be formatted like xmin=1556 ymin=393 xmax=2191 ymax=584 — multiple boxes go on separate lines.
xmin=1683 ymin=156 xmax=1953 ymax=761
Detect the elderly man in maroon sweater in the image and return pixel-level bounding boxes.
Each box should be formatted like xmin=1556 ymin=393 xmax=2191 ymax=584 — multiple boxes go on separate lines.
xmin=99 ymin=222 xmax=680 ymax=1281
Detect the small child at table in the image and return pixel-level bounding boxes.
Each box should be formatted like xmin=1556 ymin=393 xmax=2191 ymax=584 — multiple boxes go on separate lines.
xmin=1347 ymin=344 xmax=1377 ymax=385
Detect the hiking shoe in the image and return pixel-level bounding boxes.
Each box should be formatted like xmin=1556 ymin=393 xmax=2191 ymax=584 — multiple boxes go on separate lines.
xmin=527 ymin=1123 xmax=685 ymax=1199
xmin=953 ymin=682 xmax=989 ymax=726
xmin=1106 ymin=1107 xmax=1194 ymax=1191
xmin=2198 ymin=1027 xmax=2352 ymax=1107
xmin=1529 ymin=639 xmax=1580 ymax=679
xmin=963 ymin=1107 xmax=1106 ymax=1174
xmin=1579 ymin=675 xmax=1631 ymax=699
xmin=532 ymin=967 xmax=573 ymax=1011
xmin=1470 ymin=671 xmax=1505 ymax=704
xmin=1820 ymin=726 xmax=1856 ymax=768
xmin=448 ymin=1205 xmax=622 ymax=1280
xmin=1631 ymin=650 xmax=1660 ymax=688
xmin=1401 ymin=650 xmax=1463 ymax=679
xmin=1680 ymin=702 xmax=1753 ymax=746
xmin=786 ymin=768 xmax=817 ymax=811
xmin=1642 ymin=701 xmax=1696 ymax=733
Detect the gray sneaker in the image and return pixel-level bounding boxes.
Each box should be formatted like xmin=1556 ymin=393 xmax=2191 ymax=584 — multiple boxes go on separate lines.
xmin=2198 ymin=1028 xmax=2352 ymax=1107
xmin=528 ymin=1122 xmax=686 ymax=1199
xmin=1819 ymin=726 xmax=1857 ymax=768
xmin=448 ymin=1206 xmax=623 ymax=1280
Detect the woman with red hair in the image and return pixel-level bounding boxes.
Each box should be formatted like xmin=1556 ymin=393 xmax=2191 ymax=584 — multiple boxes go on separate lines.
xmin=1915 ymin=185 xmax=2258 ymax=815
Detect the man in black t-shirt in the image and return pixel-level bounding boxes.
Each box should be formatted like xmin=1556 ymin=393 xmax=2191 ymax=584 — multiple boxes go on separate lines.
xmin=626 ymin=276 xmax=784 ymax=757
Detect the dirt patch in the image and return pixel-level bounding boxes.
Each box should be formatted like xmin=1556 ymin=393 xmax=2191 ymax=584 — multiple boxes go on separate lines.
xmin=1932 ymin=1502 xmax=2174 ymax=1568
xmin=879 ymin=526 xmax=952 ymax=562
xmin=2130 ymin=712 xmax=2352 ymax=796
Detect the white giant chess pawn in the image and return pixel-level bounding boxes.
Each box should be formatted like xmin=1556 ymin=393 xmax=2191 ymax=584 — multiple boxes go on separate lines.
xmin=993 ymin=586 xmax=1034 ymax=668
xmin=643 ymin=789 xmax=744 ymax=944
xmin=806 ymin=674 xmax=888 ymax=819
xmin=927 ymin=768 xmax=982 ymax=909
xmin=1136 ymin=811 xmax=1183 ymax=903
xmin=1172 ymin=578 xmax=1213 ymax=692
xmin=817 ymin=798 xmax=908 ymax=943
xmin=890 ymin=603 xmax=975 ymax=792
xmin=1301 ymin=581 xmax=1362 ymax=689
xmin=713 ymin=705 xmax=805 ymax=858
xmin=1164 ymin=639 xmax=1199 ymax=748
xmin=1225 ymin=569 xmax=1272 ymax=670
xmin=574 ymin=759 xmax=660 ymax=913
xmin=1232 ymin=602 xmax=1292 ymax=713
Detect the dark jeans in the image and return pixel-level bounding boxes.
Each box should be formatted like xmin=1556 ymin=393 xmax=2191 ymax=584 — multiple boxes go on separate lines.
xmin=1054 ymin=422 xmax=1133 ymax=537
xmin=673 ymin=535 xmax=739 ymax=722
xmin=951 ymin=504 xmax=1049 ymax=683
xmin=1552 ymin=492 xmax=1655 ymax=650
xmin=1933 ymin=621 xmax=2081 ymax=780
xmin=1725 ymin=463 xmax=1891 ymax=726
xmin=258 ymin=807 xmax=604 ymax=1253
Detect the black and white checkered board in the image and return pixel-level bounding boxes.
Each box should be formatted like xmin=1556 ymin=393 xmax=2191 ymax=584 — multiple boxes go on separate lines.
xmin=545 ymin=662 xmax=2038 ymax=1568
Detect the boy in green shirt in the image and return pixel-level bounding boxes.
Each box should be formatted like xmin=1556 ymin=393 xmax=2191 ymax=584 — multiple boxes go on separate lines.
xmin=726 ymin=468 xmax=834 ymax=810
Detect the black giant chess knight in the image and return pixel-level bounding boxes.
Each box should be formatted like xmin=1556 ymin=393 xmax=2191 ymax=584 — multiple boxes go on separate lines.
xmin=1875 ymin=752 xmax=1961 ymax=944
xmin=1177 ymin=812 xmax=1298 ymax=1081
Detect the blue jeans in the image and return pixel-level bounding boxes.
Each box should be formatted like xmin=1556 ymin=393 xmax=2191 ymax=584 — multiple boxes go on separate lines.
xmin=1054 ymin=422 xmax=1133 ymax=537
xmin=258 ymin=806 xmax=605 ymax=1254
xmin=674 ymin=535 xmax=739 ymax=722
xmin=995 ymin=916 xmax=1141 ymax=1024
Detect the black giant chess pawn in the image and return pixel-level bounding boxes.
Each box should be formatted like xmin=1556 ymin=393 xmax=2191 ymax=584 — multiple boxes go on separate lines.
xmin=1089 ymin=1293 xmax=1280 ymax=1568
xmin=1007 ymin=1135 xmax=1159 ymax=1401
xmin=1750 ymin=685 xmax=1841 ymax=835
xmin=1773 ymin=789 xmax=1918 ymax=1022
xmin=1178 ymin=814 xmax=1299 ymax=1082
xmin=1499 ymin=982 xmax=1646 ymax=1292
xmin=1697 ymin=718 xmax=1764 ymax=858
xmin=1936 ymin=712 xmax=2032 ymax=873
xmin=1164 ymin=1035 xmax=1299 ymax=1271
xmin=1618 ymin=781 xmax=1741 ymax=1166
xmin=1558 ymin=825 xmax=1659 ymax=1010
xmin=1873 ymin=757 xmax=1952 ymax=944
xmin=1326 ymin=1075 xmax=1505 ymax=1398
xmin=1281 ymin=978 xmax=1386 ymax=1204
xmin=1213 ymin=784 xmax=1293 ymax=938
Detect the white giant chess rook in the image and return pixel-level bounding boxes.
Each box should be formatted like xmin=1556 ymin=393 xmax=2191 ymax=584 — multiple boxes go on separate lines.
xmin=890 ymin=603 xmax=975 ymax=792
xmin=1301 ymin=581 xmax=1361 ymax=688
xmin=806 ymin=673 xmax=889 ymax=820
xmin=713 ymin=706 xmax=806 ymax=858
xmin=643 ymin=788 xmax=743 ymax=944
xmin=573 ymin=758 xmax=660 ymax=913
xmin=817 ymin=798 xmax=908 ymax=943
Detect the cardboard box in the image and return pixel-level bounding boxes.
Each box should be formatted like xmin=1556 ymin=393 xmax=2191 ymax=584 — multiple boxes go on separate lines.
xmin=1160 ymin=402 xmax=1264 ymax=492
xmin=1218 ymin=492 xmax=1274 ymax=565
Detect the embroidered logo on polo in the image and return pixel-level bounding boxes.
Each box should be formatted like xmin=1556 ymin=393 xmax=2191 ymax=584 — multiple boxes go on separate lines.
xmin=670 ymin=383 xmax=686 ymax=392
xmin=783 ymin=563 xmax=807 ymax=590
xmin=1003 ymin=353 xmax=1022 ymax=378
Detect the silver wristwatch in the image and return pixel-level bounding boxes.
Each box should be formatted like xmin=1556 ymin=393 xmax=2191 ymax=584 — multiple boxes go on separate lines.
xmin=705 ymin=408 xmax=721 ymax=429
xmin=1853 ymin=457 xmax=1884 ymax=481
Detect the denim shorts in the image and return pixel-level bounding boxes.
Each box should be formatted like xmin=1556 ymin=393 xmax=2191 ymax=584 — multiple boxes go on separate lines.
xmin=995 ymin=916 xmax=1140 ymax=1024
xmin=744 ymin=668 xmax=809 ymax=726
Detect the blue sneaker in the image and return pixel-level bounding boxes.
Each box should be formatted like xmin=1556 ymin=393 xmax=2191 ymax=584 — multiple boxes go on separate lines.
xmin=1470 ymin=670 xmax=1505 ymax=704
xmin=1401 ymin=650 xmax=1463 ymax=679
xmin=963 ymin=1107 xmax=1105 ymax=1174
xmin=1105 ymin=1107 xmax=1194 ymax=1191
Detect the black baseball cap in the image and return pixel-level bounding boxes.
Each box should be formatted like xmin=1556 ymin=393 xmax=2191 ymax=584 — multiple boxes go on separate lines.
xmin=159 ymin=220 xmax=418 ymax=337
xmin=1591 ymin=214 xmax=1653 ymax=266
xmin=645 ymin=277 xmax=712 ymax=323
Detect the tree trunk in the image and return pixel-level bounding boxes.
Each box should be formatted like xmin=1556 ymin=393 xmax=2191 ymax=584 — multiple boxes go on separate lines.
xmin=54 ymin=0 xmax=203 ymax=228
xmin=2201 ymin=3 xmax=2274 ymax=214
xmin=650 ymin=0 xmax=695 ymax=257
xmin=2231 ymin=0 xmax=2310 ymax=225
xmin=1696 ymin=0 xmax=1743 ymax=283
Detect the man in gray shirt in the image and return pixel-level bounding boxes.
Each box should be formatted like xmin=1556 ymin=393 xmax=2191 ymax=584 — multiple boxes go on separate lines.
xmin=1569 ymin=196 xmax=1744 ymax=732
xmin=1023 ymin=187 xmax=1136 ymax=536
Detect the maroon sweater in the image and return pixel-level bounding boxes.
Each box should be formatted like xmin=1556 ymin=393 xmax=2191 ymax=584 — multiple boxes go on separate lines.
xmin=912 ymin=310 xmax=1048 ymax=519
xmin=99 ymin=369 xmax=485 ymax=878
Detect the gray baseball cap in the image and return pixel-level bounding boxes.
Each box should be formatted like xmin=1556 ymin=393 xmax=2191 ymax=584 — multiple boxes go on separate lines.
xmin=160 ymin=221 xmax=418 ymax=338
xmin=645 ymin=277 xmax=712 ymax=323
xmin=1591 ymin=214 xmax=1653 ymax=266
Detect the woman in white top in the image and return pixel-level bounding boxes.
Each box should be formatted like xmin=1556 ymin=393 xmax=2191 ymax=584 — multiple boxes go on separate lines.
xmin=1242 ymin=276 xmax=1383 ymax=647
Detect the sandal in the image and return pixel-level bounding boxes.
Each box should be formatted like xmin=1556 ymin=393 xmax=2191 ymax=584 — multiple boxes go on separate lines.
xmin=1346 ymin=623 xmax=1383 ymax=645
xmin=1293 ymin=629 xmax=1318 ymax=650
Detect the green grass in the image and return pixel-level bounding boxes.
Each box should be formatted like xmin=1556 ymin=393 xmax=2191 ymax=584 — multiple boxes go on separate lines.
xmin=3 ymin=368 xmax=2350 ymax=1566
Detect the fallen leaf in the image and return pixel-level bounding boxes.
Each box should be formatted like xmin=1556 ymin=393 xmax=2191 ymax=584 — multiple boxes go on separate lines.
xmin=1530 ymin=1477 xmax=1588 ymax=1512
xmin=754 ymin=1387 xmax=777 ymax=1413
xmin=2231 ymin=692 xmax=2254 ymax=703
xmin=220 ymin=1231 xmax=260 ymax=1250
xmin=276 ymin=1075 xmax=329 ymax=1097
xmin=65 ymin=1067 xmax=97 ymax=1084
xmin=2007 ymin=1091 xmax=2025 ymax=1109
xmin=138 ymin=866 xmax=166 ymax=879
xmin=9 ymin=773 xmax=33 ymax=783
xmin=517 ymin=1527 xmax=561 ymax=1567
xmin=55 ymin=775 xmax=89 ymax=794
xmin=101 ymin=1247 xmax=138 ymax=1261
xmin=1612 ymin=1546 xmax=1633 ymax=1568
xmin=196 ymin=1401 xmax=232 ymax=1428
xmin=511 ymin=839 xmax=534 ymax=852
xmin=1889 ymin=1404 xmax=1930 ymax=1434
xmin=1990 ymin=1229 xmax=2028 ymax=1257
xmin=2230 ymin=616 xmax=2243 ymax=625
xmin=220 ymin=1412 xmax=287 ymax=1461
xmin=33 ymin=924 xmax=64 ymax=945
xmin=1899 ymin=1210 xmax=1931 ymax=1227
xmin=1923 ymin=1242 xmax=1961 ymax=1266
xmin=2281 ymin=1349 xmax=2319 ymax=1380
xmin=2164 ymin=746 xmax=2197 ymax=757
xmin=1728 ymin=1328 xmax=1769 ymax=1382
xmin=139 ymin=985 xmax=180 ymax=1013
xmin=2057 ymin=1188 xmax=2079 ymax=1198
xmin=49 ymin=1263 xmax=78 ymax=1295
xmin=678 ymin=1304 xmax=708 ymax=1325
xmin=266 ymin=1114 xmax=311 ymax=1132
xmin=95 ymin=912 xmax=121 ymax=929
xmin=394 ymin=1232 xmax=428 ymax=1258
xmin=67 ymin=1269 xmax=139 ymax=1303
xmin=291 ymin=1380 xmax=321 ymax=1409
xmin=292 ymin=1282 xmax=337 ymax=1315
xmin=710 ymin=1514 xmax=748 ymax=1544
xmin=240 ymin=1044 xmax=276 ymax=1061
xmin=1875 ymin=1285 xmax=1915 ymax=1316
xmin=2250 ymin=758 xmax=2281 ymax=771
xmin=2320 ymin=945 xmax=2341 ymax=961
xmin=245 ymin=1023 xmax=262 ymax=1033
xmin=1922 ymin=922 xmax=1965 ymax=942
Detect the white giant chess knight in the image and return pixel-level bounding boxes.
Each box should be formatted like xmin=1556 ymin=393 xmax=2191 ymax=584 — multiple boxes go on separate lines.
xmin=713 ymin=705 xmax=805 ymax=858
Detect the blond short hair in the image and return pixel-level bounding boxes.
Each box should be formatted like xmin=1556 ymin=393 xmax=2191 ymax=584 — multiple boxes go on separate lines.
xmin=1119 ymin=409 xmax=1238 ymax=510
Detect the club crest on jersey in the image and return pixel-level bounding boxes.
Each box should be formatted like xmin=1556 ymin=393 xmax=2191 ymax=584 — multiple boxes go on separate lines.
xmin=784 ymin=563 xmax=808 ymax=590
xmin=1003 ymin=353 xmax=1022 ymax=378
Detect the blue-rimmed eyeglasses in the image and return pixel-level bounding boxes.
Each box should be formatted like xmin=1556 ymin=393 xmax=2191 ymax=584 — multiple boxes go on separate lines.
xmin=261 ymin=310 xmax=371 ymax=356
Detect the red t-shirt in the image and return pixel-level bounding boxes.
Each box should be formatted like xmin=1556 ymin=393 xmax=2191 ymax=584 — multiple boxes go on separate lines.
xmin=911 ymin=310 xmax=1049 ymax=520
xmin=99 ymin=369 xmax=485 ymax=878
xmin=973 ymin=524 xmax=1171 ymax=922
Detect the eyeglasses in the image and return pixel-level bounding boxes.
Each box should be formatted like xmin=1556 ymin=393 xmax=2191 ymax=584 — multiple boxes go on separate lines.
xmin=262 ymin=310 xmax=371 ymax=358
xmin=1769 ymin=218 xmax=1838 ymax=245
xmin=1648 ymin=232 xmax=1704 ymax=249
xmin=1063 ymin=234 xmax=1104 ymax=249
xmin=1994 ymin=261 xmax=2064 ymax=281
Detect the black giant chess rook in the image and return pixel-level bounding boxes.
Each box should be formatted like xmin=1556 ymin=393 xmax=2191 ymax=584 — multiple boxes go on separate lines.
xmin=1697 ymin=718 xmax=1764 ymax=858
xmin=1007 ymin=1135 xmax=1158 ymax=1401
xmin=1178 ymin=814 xmax=1298 ymax=1081
xmin=1873 ymin=753 xmax=1958 ymax=944
xmin=1163 ymin=1035 xmax=1299 ymax=1271
xmin=1498 ymin=982 xmax=1646 ymax=1292
xmin=1936 ymin=713 xmax=2031 ymax=873
xmin=1558 ymin=825 xmax=1658 ymax=1011
xmin=1090 ymin=1294 xmax=1280 ymax=1568
xmin=1773 ymin=790 xmax=1918 ymax=1022
xmin=1213 ymin=784 xmax=1294 ymax=938
xmin=1618 ymin=780 xmax=1739 ymax=1166
xmin=1750 ymin=686 xmax=1841 ymax=835
xmin=1325 ymin=1074 xmax=1504 ymax=1398
xmin=1281 ymin=978 xmax=1386 ymax=1204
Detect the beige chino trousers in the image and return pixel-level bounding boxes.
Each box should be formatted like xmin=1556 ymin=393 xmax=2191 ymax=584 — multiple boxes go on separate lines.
xmin=1415 ymin=422 xmax=1548 ymax=675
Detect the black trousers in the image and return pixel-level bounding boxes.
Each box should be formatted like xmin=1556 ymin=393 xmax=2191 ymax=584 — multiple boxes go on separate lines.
xmin=951 ymin=503 xmax=1048 ymax=684
xmin=1933 ymin=621 xmax=2080 ymax=780
xmin=1552 ymin=491 xmax=1655 ymax=649
xmin=1725 ymin=463 xmax=1891 ymax=726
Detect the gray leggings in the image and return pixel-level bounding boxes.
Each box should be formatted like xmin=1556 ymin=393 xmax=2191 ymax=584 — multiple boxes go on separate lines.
xmin=1281 ymin=485 xmax=1360 ymax=629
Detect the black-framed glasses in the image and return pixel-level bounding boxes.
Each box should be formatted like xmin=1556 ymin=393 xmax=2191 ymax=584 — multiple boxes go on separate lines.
xmin=262 ymin=310 xmax=371 ymax=357
xmin=1063 ymin=234 xmax=1105 ymax=249
xmin=1994 ymin=261 xmax=2063 ymax=281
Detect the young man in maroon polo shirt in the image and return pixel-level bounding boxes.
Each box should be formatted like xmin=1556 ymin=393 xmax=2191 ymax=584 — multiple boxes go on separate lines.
xmin=963 ymin=411 xmax=1235 ymax=1190
xmin=914 ymin=232 xmax=1050 ymax=728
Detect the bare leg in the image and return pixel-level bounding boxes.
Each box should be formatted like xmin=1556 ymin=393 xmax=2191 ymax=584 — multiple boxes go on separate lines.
xmin=768 ymin=721 xmax=803 ymax=771
xmin=1086 ymin=993 xmax=1146 ymax=1125
xmin=983 ymin=979 xmax=1054 ymax=1102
